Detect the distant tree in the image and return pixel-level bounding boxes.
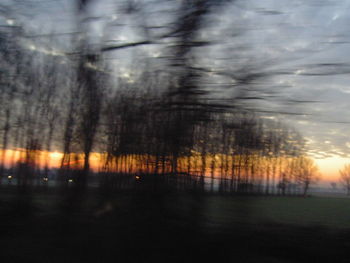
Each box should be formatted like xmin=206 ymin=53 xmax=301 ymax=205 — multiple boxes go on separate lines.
xmin=293 ymin=156 xmax=319 ymax=196
xmin=339 ymin=164 xmax=350 ymax=195
xmin=330 ymin=182 xmax=337 ymax=190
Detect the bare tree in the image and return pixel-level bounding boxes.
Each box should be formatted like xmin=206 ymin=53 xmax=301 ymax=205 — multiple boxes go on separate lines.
xmin=339 ymin=164 xmax=350 ymax=196
xmin=293 ymin=156 xmax=319 ymax=196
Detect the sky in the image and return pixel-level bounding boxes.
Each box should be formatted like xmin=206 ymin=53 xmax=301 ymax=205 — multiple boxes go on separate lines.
xmin=2 ymin=0 xmax=350 ymax=184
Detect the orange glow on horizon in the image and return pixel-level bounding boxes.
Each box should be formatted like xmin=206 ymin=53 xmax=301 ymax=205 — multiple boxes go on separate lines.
xmin=315 ymin=156 xmax=350 ymax=183
xmin=0 ymin=149 xmax=101 ymax=172
xmin=0 ymin=149 xmax=348 ymax=183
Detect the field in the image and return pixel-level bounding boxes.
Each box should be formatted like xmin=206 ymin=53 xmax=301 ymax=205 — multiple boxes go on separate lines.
xmin=202 ymin=195 xmax=350 ymax=229
xmin=1 ymin=187 xmax=350 ymax=262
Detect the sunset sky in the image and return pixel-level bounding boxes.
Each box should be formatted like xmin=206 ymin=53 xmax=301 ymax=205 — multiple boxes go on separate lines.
xmin=0 ymin=148 xmax=346 ymax=186
xmin=1 ymin=0 xmax=350 ymax=185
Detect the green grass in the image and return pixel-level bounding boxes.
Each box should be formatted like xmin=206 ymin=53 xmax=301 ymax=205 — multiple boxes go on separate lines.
xmin=2 ymin=188 xmax=350 ymax=230
xmin=201 ymin=195 xmax=350 ymax=229
xmin=1 ymin=190 xmax=350 ymax=262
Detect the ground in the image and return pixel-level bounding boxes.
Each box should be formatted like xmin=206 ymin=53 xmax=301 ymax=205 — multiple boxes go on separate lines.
xmin=0 ymin=186 xmax=350 ymax=262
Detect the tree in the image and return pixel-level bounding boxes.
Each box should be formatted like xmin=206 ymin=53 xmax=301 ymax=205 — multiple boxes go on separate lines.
xmin=293 ymin=156 xmax=319 ymax=196
xmin=339 ymin=164 xmax=350 ymax=196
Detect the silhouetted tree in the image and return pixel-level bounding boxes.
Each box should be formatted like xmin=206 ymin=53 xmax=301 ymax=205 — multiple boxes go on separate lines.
xmin=293 ymin=156 xmax=319 ymax=196
xmin=339 ymin=164 xmax=350 ymax=196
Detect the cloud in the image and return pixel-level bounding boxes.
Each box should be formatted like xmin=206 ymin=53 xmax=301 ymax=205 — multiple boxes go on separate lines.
xmin=8 ymin=0 xmax=350 ymax=157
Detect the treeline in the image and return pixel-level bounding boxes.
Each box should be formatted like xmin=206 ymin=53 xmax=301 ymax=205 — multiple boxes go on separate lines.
xmin=0 ymin=0 xmax=319 ymax=195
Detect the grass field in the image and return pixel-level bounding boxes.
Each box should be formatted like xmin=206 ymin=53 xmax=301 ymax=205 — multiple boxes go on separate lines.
xmin=201 ymin=195 xmax=350 ymax=229
xmin=1 ymin=188 xmax=350 ymax=262
xmin=2 ymin=188 xmax=350 ymax=229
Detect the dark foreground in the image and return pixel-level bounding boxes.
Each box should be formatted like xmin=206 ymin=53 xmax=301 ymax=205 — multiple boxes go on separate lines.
xmin=0 ymin=186 xmax=349 ymax=263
